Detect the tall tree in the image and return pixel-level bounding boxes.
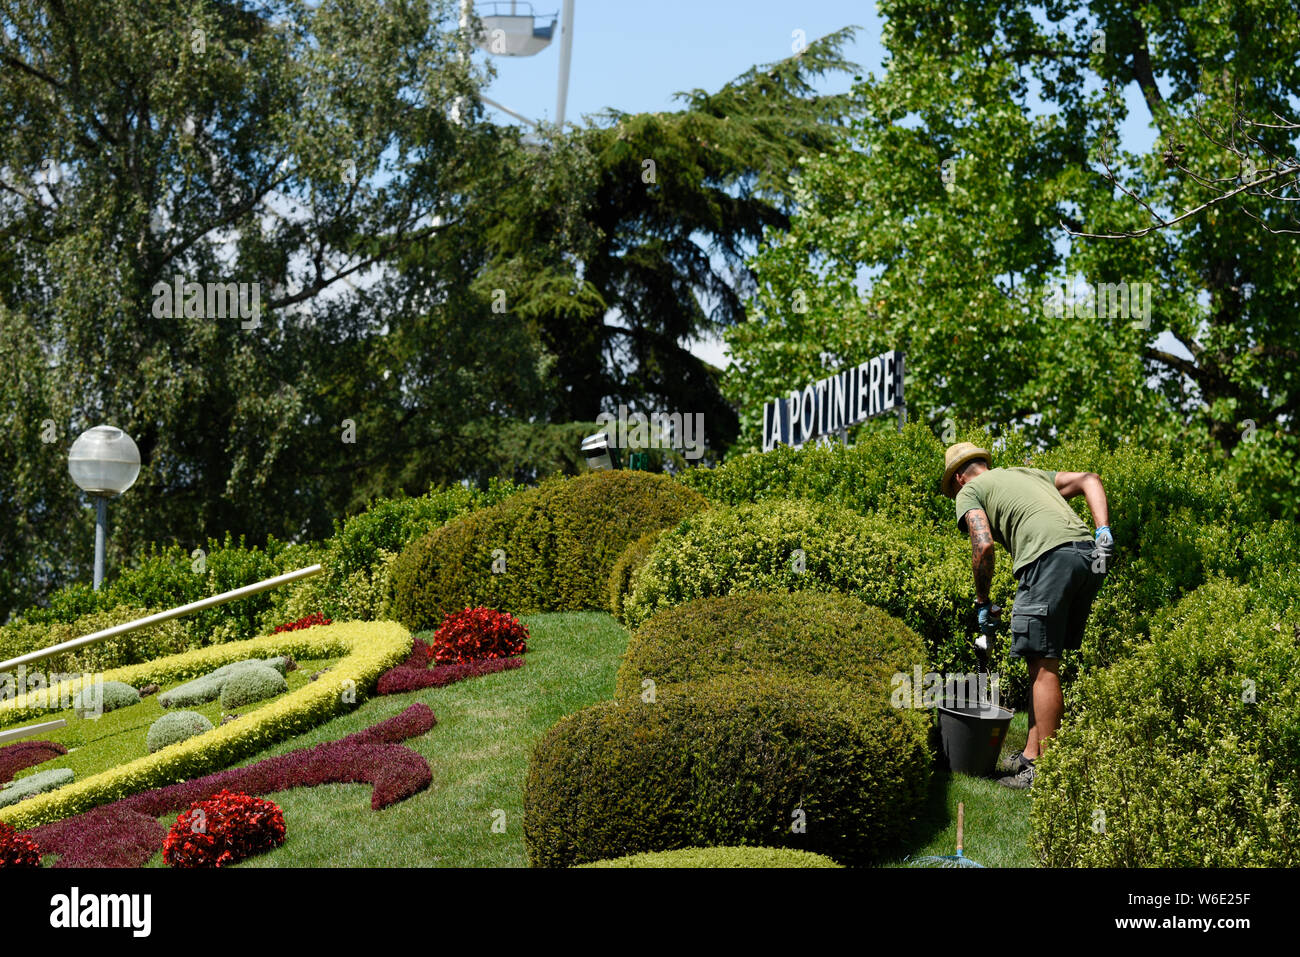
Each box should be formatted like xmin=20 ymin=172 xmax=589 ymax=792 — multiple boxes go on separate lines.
xmin=475 ymin=29 xmax=861 ymax=455
xmin=0 ymin=0 xmax=535 ymax=616
xmin=728 ymin=1 xmax=1300 ymax=515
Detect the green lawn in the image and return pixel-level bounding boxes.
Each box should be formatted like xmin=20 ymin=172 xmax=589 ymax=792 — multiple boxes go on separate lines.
xmin=883 ymin=711 xmax=1037 ymax=868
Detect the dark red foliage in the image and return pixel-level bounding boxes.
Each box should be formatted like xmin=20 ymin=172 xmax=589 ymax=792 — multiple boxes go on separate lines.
xmin=0 ymin=740 xmax=68 ymax=785
xmin=429 ymin=607 xmax=529 ymax=664
xmin=162 ymin=790 xmax=286 ymax=868
xmin=378 ymin=655 xmax=523 ymax=695
xmin=23 ymin=704 xmax=435 ymax=868
xmin=0 ymin=821 xmax=42 ymax=868
xmin=273 ymin=612 xmax=332 ymax=633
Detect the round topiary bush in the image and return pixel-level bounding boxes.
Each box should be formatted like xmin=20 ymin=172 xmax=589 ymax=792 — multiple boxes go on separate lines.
xmin=147 ymin=711 xmax=215 ymax=754
xmin=218 ymin=664 xmax=288 ymax=710
xmin=524 ymin=673 xmax=930 ymax=868
xmin=621 ymin=499 xmax=1015 ymax=676
xmin=607 ymin=528 xmax=665 ymax=621
xmin=388 ymin=469 xmax=706 ymax=632
xmin=579 ymin=846 xmax=843 ymax=868
xmin=71 ymin=680 xmax=141 ymax=717
xmin=158 ymin=674 xmax=226 ymax=709
xmin=1033 ymin=578 xmax=1300 ymax=866
xmin=616 ymin=591 xmax=926 ymax=702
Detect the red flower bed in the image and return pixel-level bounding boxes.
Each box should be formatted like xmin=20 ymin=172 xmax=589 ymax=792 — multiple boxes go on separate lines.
xmin=0 ymin=821 xmax=42 ymax=868
xmin=377 ymin=637 xmax=523 ymax=695
xmin=0 ymin=740 xmax=68 ymax=785
xmin=24 ymin=703 xmax=435 ymax=868
xmin=273 ymin=612 xmax=332 ymax=633
xmin=162 ymin=790 xmax=286 ymax=868
xmin=428 ymin=607 xmax=528 ymax=664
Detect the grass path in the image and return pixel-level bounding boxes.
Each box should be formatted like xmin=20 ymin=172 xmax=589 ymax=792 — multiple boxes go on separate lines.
xmin=883 ymin=712 xmax=1036 ymax=867
xmin=143 ymin=611 xmax=629 ymax=868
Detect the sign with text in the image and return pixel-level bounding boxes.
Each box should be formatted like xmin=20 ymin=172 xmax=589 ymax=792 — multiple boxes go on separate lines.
xmin=762 ymin=351 xmax=905 ymax=451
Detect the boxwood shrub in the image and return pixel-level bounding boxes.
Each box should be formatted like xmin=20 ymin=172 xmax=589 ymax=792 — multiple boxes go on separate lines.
xmin=579 ymin=846 xmax=842 ymax=868
xmin=147 ymin=711 xmax=216 ymax=754
xmin=1032 ymin=578 xmax=1300 ymax=866
xmin=218 ymin=665 xmax=288 ymax=710
xmin=524 ymin=673 xmax=930 ymax=868
xmin=607 ymin=529 xmax=665 ymax=621
xmin=616 ymin=592 xmax=925 ymax=703
xmin=621 ymin=499 xmax=1016 ymax=683
xmin=389 ymin=470 xmax=706 ymax=631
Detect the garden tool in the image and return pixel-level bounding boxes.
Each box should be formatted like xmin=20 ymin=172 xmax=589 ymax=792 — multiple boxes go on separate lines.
xmin=906 ymin=802 xmax=985 ymax=868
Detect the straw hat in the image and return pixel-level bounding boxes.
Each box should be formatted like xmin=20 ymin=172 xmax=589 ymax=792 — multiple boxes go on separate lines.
xmin=942 ymin=442 xmax=990 ymax=498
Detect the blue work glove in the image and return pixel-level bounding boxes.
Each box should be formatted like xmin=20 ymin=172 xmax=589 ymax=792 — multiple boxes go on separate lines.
xmin=976 ymin=601 xmax=1001 ymax=640
xmin=1095 ymin=525 xmax=1114 ymax=551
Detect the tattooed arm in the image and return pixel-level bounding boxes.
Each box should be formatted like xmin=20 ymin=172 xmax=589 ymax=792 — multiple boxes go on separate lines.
xmin=964 ymin=508 xmax=995 ymax=603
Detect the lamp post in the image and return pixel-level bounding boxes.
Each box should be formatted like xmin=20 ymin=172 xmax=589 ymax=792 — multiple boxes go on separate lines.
xmin=68 ymin=425 xmax=141 ymax=590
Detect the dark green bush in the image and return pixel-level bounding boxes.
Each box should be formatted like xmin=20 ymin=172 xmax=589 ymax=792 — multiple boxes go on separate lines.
xmin=147 ymin=711 xmax=215 ymax=753
xmin=523 ymin=673 xmax=930 ymax=868
xmin=389 ymin=470 xmax=707 ymax=631
xmin=579 ymin=846 xmax=842 ymax=868
xmin=622 ymin=499 xmax=1016 ymax=683
xmin=1032 ymin=578 xmax=1300 ymax=866
xmin=607 ymin=529 xmax=665 ymax=620
xmin=616 ymin=592 xmax=925 ymax=703
xmin=679 ymin=421 xmax=959 ymax=530
xmin=218 ymin=664 xmax=288 ymax=710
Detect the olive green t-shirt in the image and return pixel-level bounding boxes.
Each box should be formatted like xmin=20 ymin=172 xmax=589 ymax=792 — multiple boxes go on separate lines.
xmin=954 ymin=467 xmax=1092 ymax=574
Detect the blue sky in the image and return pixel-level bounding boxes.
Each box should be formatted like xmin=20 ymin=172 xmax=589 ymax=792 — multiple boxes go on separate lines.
xmin=469 ymin=1 xmax=882 ymax=128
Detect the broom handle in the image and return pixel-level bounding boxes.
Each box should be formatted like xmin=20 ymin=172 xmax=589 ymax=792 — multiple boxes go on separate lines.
xmin=957 ymin=802 xmax=965 ymax=852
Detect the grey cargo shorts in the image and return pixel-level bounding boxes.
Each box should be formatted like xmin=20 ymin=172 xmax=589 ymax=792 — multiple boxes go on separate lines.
xmin=1009 ymin=539 xmax=1108 ymax=661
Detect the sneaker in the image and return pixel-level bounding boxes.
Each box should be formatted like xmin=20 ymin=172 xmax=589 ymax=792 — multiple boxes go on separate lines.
xmin=998 ymin=750 xmax=1032 ymax=774
xmin=997 ymin=762 xmax=1035 ymax=790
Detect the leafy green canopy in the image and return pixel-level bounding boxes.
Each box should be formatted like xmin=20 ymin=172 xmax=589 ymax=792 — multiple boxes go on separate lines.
xmin=726 ymin=0 xmax=1300 ymax=517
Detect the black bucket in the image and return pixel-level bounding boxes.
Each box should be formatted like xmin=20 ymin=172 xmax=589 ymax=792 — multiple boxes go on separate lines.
xmin=936 ymin=699 xmax=1015 ymax=777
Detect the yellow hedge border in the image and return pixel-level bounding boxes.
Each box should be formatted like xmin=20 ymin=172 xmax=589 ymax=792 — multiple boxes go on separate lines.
xmin=0 ymin=621 xmax=412 ymax=830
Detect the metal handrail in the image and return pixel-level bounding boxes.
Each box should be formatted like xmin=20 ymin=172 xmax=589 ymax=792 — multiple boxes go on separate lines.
xmin=0 ymin=564 xmax=325 ymax=674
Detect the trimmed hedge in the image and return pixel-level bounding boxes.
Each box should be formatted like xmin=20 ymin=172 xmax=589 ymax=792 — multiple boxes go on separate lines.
xmin=0 ymin=768 xmax=75 ymax=808
xmin=389 ymin=470 xmax=706 ymax=631
xmin=607 ymin=529 xmax=664 ymax=621
xmin=616 ymin=592 xmax=925 ymax=702
xmin=71 ymin=681 xmax=141 ymax=718
xmin=147 ymin=711 xmax=215 ymax=754
xmin=524 ymin=673 xmax=930 ymax=868
xmin=0 ymin=621 xmax=411 ymax=829
xmin=1032 ymin=578 xmax=1300 ymax=866
xmin=219 ymin=665 xmax=288 ymax=710
xmin=621 ymin=499 xmax=1016 ymax=684
xmin=579 ymin=846 xmax=843 ymax=868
